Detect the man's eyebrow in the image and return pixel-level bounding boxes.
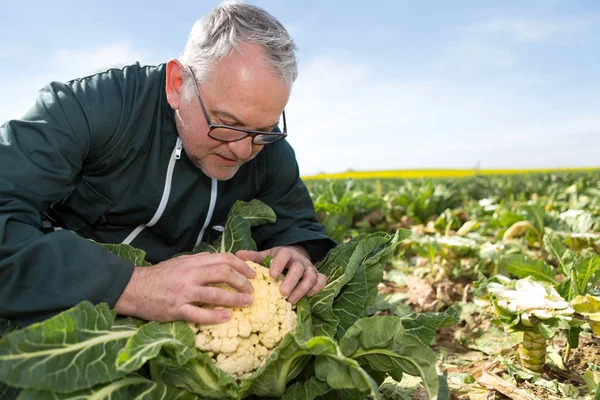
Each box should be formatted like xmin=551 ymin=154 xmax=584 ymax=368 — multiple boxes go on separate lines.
xmin=212 ymin=110 xmax=247 ymax=126
xmin=212 ymin=109 xmax=279 ymax=131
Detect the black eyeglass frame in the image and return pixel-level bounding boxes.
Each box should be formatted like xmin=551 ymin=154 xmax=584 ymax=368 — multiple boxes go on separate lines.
xmin=186 ymin=66 xmax=288 ymax=145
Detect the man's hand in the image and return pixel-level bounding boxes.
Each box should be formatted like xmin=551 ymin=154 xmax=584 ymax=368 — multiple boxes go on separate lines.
xmin=236 ymin=246 xmax=328 ymax=304
xmin=114 ymin=253 xmax=255 ymax=324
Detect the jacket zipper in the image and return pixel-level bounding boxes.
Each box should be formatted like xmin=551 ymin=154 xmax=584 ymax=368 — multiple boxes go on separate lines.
xmin=122 ymin=137 xmax=183 ymax=245
xmin=195 ymin=178 xmax=218 ymax=247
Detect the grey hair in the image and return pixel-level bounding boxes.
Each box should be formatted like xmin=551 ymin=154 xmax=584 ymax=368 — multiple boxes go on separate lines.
xmin=179 ymin=1 xmax=298 ymax=98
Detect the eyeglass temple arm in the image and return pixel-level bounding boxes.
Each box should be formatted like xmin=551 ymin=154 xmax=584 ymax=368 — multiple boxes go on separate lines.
xmin=186 ymin=66 xmax=212 ymax=124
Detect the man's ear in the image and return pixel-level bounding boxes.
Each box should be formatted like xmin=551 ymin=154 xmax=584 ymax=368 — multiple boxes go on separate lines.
xmin=165 ymin=59 xmax=185 ymax=110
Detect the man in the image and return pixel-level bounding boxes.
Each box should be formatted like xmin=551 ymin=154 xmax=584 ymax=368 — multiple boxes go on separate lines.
xmin=0 ymin=3 xmax=335 ymax=327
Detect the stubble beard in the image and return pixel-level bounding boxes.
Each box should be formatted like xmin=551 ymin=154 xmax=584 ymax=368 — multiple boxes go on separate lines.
xmin=190 ymin=154 xmax=240 ymax=181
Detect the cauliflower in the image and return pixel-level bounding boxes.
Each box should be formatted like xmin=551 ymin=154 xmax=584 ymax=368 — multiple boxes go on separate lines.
xmin=488 ymin=278 xmax=574 ymax=325
xmin=192 ymin=260 xmax=297 ymax=379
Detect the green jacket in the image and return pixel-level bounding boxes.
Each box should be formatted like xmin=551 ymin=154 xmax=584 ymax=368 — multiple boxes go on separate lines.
xmin=0 ymin=63 xmax=335 ymax=326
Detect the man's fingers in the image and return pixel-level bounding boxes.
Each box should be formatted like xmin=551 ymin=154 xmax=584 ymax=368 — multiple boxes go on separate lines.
xmin=193 ymin=286 xmax=253 ymax=308
xmin=307 ymin=273 xmax=328 ymax=297
xmin=197 ymin=252 xmax=256 ymax=279
xmin=197 ymin=264 xmax=254 ymax=294
xmin=217 ymin=253 xmax=257 ymax=278
xmin=279 ymin=260 xmax=305 ymax=298
xmin=269 ymin=248 xmax=291 ymax=278
xmin=179 ymin=303 xmax=232 ymax=325
xmin=287 ymin=268 xmax=318 ymax=304
xmin=236 ymin=250 xmax=266 ymax=264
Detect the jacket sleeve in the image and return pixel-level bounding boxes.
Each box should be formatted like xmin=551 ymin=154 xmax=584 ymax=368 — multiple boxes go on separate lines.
xmin=253 ymin=140 xmax=336 ymax=263
xmin=0 ymin=81 xmax=134 ymax=326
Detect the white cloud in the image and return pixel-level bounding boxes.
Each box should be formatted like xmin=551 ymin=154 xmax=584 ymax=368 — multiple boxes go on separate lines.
xmin=286 ymin=56 xmax=600 ymax=175
xmin=52 ymin=42 xmax=152 ymax=79
xmin=433 ymin=42 xmax=516 ymax=73
xmin=4 ymin=45 xmax=599 ymax=175
xmin=0 ymin=42 xmax=166 ymax=123
xmin=468 ymin=17 xmax=591 ymax=43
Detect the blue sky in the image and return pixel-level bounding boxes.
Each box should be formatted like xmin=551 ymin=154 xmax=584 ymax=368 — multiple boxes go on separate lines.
xmin=1 ymin=0 xmax=599 ymax=175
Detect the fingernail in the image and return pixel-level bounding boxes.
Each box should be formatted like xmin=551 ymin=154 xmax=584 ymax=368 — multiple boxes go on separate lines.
xmin=280 ymin=288 xmax=289 ymax=298
xmin=248 ymin=283 xmax=254 ymax=294
xmin=221 ymin=310 xmax=231 ymax=321
xmin=244 ymin=294 xmax=253 ymax=305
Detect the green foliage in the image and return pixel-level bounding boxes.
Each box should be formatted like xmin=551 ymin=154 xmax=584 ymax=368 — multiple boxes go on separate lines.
xmin=545 ymin=232 xmax=600 ymax=300
xmin=17 ymin=376 xmax=198 ymax=400
xmin=194 ymin=199 xmax=276 ymax=253
xmin=499 ymin=254 xmax=557 ymax=283
xmin=0 ymin=200 xmax=453 ymax=399
xmin=400 ymin=305 xmax=461 ymax=346
xmin=309 ymin=229 xmax=411 ymax=339
xmin=0 ymin=302 xmax=136 ymax=391
xmin=96 ymin=242 xmax=152 ymax=266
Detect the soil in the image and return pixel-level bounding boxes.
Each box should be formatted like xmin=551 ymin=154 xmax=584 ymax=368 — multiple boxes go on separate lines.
xmin=381 ymin=270 xmax=600 ymax=399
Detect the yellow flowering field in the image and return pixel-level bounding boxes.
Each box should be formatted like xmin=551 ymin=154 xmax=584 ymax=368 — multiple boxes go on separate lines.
xmin=303 ymin=167 xmax=600 ymax=180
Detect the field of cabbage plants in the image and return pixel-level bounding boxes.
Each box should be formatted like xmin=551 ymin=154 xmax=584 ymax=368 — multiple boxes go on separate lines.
xmin=307 ymin=171 xmax=600 ymax=399
xmin=1 ymin=171 xmax=599 ymax=400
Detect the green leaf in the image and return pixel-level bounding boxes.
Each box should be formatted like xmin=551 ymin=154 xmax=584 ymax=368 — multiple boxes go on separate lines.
xmin=333 ymin=232 xmax=405 ymax=337
xmin=116 ymin=321 xmax=195 ymax=373
xmin=364 ymin=292 xmax=410 ymax=317
xmin=17 ymin=375 xmax=199 ymax=400
xmin=282 ymin=377 xmax=332 ymax=400
xmin=193 ymin=200 xmax=277 ymax=254
xmin=537 ymin=318 xmax=569 ymax=340
xmin=574 ymin=253 xmax=600 ymax=295
xmin=571 ymin=295 xmax=600 ymax=329
xmin=437 ymin=374 xmax=451 ymax=400
xmin=0 ymin=302 xmax=137 ymax=392
xmin=556 ymin=278 xmax=572 ymax=299
xmin=229 ymin=199 xmax=277 ymax=227
xmin=150 ymin=350 xmax=239 ymax=400
xmin=0 ymin=318 xmax=19 ymax=339
xmin=523 ymin=203 xmax=546 ymax=236
xmin=240 ymin=335 xmax=337 ymax=398
xmin=0 ymin=383 xmax=20 ymax=400
xmin=499 ymin=254 xmax=557 ymax=284
xmin=566 ymin=326 xmax=583 ymax=349
xmin=314 ymin=353 xmax=381 ymax=400
xmin=400 ymin=304 xmax=461 ymax=345
xmin=192 ymin=241 xmax=218 ymax=253
xmin=339 ymin=316 xmax=440 ymax=400
xmin=95 ymin=242 xmax=152 ymax=266
xmin=220 ymin=214 xmax=256 ymax=253
xmin=544 ymin=233 xmax=576 ymax=276
xmin=262 ymin=255 xmax=273 ymax=268
xmin=378 ymin=378 xmax=412 ymax=400
xmin=310 ymin=230 xmax=409 ymax=338
xmin=294 ymin=298 xmax=314 ymax=342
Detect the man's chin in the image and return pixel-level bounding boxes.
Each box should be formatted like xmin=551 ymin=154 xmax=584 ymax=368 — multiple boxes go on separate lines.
xmin=196 ymin=162 xmax=240 ymax=181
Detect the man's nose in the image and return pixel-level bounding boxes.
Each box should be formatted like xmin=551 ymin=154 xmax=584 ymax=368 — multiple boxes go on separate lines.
xmin=228 ymin=136 xmax=254 ymax=160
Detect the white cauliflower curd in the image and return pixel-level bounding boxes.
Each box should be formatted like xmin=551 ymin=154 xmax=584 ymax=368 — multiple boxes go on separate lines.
xmin=189 ymin=260 xmax=297 ymax=379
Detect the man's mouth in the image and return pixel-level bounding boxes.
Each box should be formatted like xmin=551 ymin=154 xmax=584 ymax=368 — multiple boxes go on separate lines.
xmin=215 ymin=154 xmax=239 ymax=166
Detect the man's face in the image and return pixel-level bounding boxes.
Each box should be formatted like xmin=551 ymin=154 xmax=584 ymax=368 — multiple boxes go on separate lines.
xmin=167 ymin=43 xmax=291 ymax=181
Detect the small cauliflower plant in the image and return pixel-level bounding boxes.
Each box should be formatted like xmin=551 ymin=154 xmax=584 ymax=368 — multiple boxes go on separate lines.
xmin=190 ymin=261 xmax=297 ymax=379
xmin=487 ymin=276 xmax=575 ymax=372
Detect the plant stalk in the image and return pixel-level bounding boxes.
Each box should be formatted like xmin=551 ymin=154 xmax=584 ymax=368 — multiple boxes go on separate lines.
xmin=518 ymin=330 xmax=546 ymax=373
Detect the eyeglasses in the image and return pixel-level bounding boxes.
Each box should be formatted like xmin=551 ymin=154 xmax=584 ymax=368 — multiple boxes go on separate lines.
xmin=186 ymin=67 xmax=287 ymax=145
